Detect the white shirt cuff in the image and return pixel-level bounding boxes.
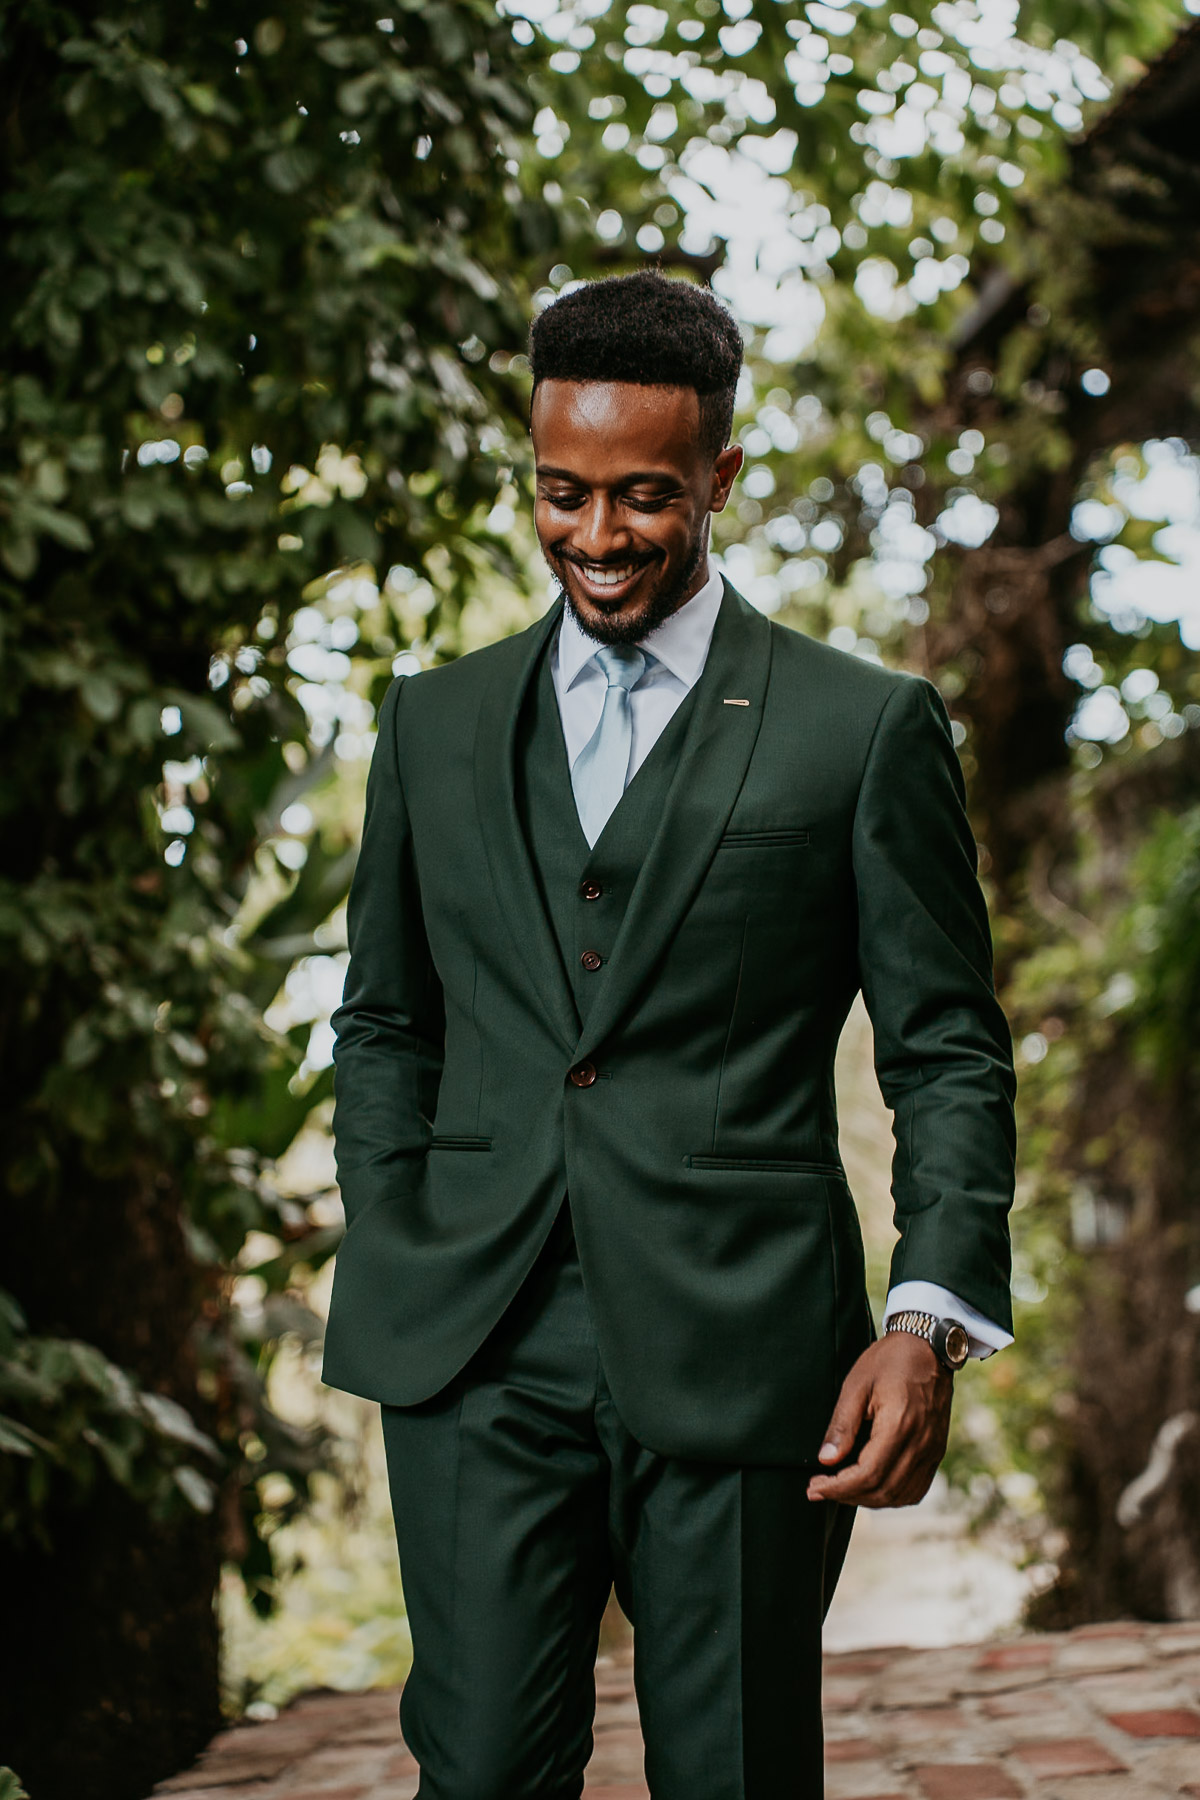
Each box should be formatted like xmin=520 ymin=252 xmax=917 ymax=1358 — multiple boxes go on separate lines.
xmin=882 ymin=1281 xmax=1013 ymax=1359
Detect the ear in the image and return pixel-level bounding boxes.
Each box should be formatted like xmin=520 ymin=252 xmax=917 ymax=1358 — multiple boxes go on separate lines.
xmin=709 ymin=443 xmax=744 ymax=513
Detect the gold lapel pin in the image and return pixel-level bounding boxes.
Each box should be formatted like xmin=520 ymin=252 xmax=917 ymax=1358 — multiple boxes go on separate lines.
xmin=723 ymin=698 xmax=750 ymax=706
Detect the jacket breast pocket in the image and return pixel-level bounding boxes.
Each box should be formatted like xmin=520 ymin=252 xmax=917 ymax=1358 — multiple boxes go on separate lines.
xmin=718 ymin=827 xmax=811 ymax=849
xmin=429 ymin=1135 xmax=493 ymax=1152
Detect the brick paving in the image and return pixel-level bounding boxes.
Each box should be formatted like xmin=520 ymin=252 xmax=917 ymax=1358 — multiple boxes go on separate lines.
xmin=155 ymin=1621 xmax=1200 ymax=1798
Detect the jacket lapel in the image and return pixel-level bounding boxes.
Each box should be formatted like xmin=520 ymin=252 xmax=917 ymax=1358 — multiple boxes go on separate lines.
xmin=473 ymin=599 xmax=582 ymax=1054
xmin=574 ymin=581 xmax=772 ymax=1064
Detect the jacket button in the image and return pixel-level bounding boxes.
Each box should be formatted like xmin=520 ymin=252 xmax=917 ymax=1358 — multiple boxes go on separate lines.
xmin=580 ymin=950 xmax=603 ymax=971
xmin=569 ymin=1061 xmax=597 ymax=1087
xmin=580 ymin=880 xmax=602 ymax=900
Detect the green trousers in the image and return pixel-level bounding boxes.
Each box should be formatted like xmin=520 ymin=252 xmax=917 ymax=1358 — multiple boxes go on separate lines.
xmin=381 ymin=1205 xmax=854 ymax=1799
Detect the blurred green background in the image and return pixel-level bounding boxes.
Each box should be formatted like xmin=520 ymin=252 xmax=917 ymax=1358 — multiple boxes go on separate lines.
xmin=3 ymin=1 xmax=1200 ymax=1794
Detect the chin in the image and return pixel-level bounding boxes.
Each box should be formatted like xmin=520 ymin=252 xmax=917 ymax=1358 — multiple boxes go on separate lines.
xmin=560 ymin=565 xmax=695 ymax=647
xmin=568 ymin=596 xmax=658 ymax=647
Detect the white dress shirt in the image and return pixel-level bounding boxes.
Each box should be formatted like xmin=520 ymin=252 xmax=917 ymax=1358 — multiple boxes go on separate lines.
xmin=552 ymin=565 xmax=727 ymax=784
xmin=550 ymin=563 xmax=1012 ymax=1360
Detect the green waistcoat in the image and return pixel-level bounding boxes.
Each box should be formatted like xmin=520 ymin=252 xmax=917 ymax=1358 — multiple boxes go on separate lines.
xmin=516 ymin=640 xmax=699 ymax=1033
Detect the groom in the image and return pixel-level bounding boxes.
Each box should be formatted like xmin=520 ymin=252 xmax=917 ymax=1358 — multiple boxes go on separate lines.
xmin=323 ymin=270 xmax=1016 ymax=1798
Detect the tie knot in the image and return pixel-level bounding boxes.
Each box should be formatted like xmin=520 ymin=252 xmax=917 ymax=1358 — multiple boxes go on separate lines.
xmin=594 ymin=644 xmax=647 ymax=692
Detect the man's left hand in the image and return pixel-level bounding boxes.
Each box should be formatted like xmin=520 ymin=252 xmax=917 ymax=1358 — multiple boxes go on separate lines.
xmin=805 ymin=1333 xmax=953 ymax=1508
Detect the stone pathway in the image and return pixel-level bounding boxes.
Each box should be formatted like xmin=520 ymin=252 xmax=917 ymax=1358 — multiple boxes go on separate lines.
xmin=156 ymin=1621 xmax=1200 ymax=1799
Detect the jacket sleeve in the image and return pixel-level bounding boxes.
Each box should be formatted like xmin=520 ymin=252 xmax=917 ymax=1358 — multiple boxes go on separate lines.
xmin=852 ymin=674 xmax=1016 ymax=1332
xmin=330 ymin=677 xmax=445 ymax=1230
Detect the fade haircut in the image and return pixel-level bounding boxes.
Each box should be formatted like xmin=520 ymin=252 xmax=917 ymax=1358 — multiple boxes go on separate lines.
xmin=529 ymin=269 xmax=743 ymax=460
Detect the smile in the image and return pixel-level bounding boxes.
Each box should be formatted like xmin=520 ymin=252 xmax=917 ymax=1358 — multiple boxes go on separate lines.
xmin=567 ymin=558 xmax=653 ymax=601
xmin=583 ymin=562 xmax=638 ymax=587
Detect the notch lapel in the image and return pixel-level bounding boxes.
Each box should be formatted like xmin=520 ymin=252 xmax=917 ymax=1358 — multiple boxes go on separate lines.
xmin=574 ymin=582 xmax=772 ymax=1064
xmin=473 ymin=600 xmax=581 ymax=1054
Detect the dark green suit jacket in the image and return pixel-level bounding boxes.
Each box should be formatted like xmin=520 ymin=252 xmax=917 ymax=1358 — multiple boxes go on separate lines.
xmin=322 ymin=583 xmax=1016 ymax=1464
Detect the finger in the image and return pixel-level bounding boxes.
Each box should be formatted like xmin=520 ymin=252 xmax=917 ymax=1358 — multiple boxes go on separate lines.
xmin=809 ymin=1454 xmax=905 ymax=1506
xmin=807 ymin=1427 xmax=894 ymax=1503
xmin=808 ymin=1465 xmax=889 ymax=1505
xmin=818 ymin=1462 xmax=912 ymax=1508
xmin=816 ymin=1367 xmax=872 ymax=1467
xmin=810 ymin=1410 xmax=934 ymax=1506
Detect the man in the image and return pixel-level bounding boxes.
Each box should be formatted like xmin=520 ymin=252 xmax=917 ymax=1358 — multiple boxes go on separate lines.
xmin=323 ymin=270 xmax=1016 ymax=1799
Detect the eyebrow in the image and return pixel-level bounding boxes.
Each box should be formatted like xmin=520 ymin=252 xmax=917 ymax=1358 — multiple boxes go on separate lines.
xmin=535 ymin=466 xmax=682 ymax=486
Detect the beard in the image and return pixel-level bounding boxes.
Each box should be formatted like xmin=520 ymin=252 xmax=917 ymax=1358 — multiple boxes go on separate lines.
xmin=549 ymin=522 xmax=709 ymax=648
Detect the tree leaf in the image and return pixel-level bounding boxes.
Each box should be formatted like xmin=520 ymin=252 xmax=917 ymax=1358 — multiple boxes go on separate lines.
xmin=139 ymin=1392 xmax=220 ymax=1460
xmin=174 ymin=1464 xmax=216 ymax=1513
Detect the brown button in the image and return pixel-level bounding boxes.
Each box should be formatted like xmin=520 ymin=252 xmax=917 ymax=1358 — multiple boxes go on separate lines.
xmin=569 ymin=1061 xmax=597 ymax=1087
xmin=581 ymin=950 xmax=603 ymax=972
xmin=580 ymin=880 xmax=603 ymax=901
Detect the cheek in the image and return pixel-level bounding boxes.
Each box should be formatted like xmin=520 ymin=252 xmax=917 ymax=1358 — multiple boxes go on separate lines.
xmin=533 ymin=503 xmax=562 ymax=546
xmin=651 ymin=509 xmax=699 ymax=552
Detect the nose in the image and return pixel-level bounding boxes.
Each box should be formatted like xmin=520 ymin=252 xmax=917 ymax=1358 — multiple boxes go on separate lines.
xmin=570 ymin=496 xmax=632 ymax=562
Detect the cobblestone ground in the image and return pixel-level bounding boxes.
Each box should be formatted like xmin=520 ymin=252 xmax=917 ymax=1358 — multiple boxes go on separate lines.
xmin=156 ymin=1621 xmax=1200 ymax=1799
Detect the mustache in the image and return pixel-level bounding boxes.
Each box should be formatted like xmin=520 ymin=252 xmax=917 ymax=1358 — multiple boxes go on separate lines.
xmin=552 ymin=548 xmax=659 ymax=569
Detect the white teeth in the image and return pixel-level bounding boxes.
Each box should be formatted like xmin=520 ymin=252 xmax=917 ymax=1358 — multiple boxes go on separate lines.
xmin=582 ymin=563 xmax=637 ymax=587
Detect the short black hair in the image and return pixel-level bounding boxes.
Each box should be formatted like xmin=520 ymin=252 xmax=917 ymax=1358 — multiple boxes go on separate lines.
xmin=529 ymin=269 xmax=743 ymax=459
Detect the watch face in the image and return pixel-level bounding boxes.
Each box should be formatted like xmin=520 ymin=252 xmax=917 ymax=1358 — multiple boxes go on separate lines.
xmin=944 ymin=1323 xmax=970 ymax=1368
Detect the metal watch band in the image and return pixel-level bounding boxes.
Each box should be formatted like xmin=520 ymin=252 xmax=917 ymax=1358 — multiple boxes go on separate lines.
xmin=885 ymin=1309 xmax=937 ymax=1345
xmin=885 ymin=1310 xmax=970 ymax=1370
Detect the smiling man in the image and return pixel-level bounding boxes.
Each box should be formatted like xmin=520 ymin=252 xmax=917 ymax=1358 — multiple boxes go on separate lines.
xmin=323 ymin=271 xmax=1016 ymax=1799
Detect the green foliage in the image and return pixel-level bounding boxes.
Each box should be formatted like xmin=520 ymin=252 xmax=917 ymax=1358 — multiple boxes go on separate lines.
xmin=0 ymin=0 xmax=563 ymax=1603
xmin=1124 ymin=807 xmax=1200 ymax=1078
xmin=535 ymin=9 xmax=1173 ymax=461
xmin=944 ymin=787 xmax=1200 ymax=1567
xmin=498 ymin=0 xmax=1198 ymax=743
xmin=1010 ymin=796 xmax=1200 ymax=1167
xmin=219 ymin=1405 xmax=412 ymax=1713
xmin=0 ymin=1288 xmax=220 ymax=1538
xmin=0 ymin=1770 xmax=30 ymax=1800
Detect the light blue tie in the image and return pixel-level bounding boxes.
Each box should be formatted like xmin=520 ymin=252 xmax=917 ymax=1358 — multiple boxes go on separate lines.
xmin=570 ymin=644 xmax=648 ymax=846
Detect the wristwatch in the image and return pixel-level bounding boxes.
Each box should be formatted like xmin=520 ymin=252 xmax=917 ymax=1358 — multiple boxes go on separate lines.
xmin=884 ymin=1309 xmax=970 ymax=1372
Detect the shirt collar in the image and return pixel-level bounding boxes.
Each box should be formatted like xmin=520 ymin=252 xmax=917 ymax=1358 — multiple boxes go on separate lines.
xmin=556 ymin=564 xmax=725 ymax=693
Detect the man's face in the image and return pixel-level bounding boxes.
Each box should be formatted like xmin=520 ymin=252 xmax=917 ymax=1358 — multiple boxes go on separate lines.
xmin=531 ymin=380 xmax=743 ymax=645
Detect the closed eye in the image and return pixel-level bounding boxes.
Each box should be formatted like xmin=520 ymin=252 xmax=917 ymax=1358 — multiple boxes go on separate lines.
xmin=539 ymin=489 xmax=679 ymax=512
